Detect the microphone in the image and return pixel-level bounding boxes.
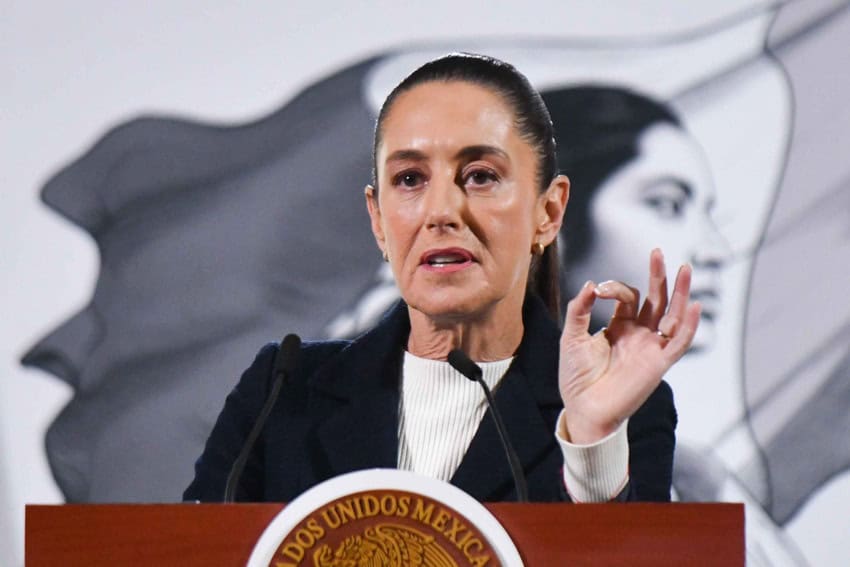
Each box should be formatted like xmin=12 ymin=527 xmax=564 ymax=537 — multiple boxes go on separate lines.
xmin=447 ymin=348 xmax=529 ymax=502
xmin=224 ymin=334 xmax=301 ymax=502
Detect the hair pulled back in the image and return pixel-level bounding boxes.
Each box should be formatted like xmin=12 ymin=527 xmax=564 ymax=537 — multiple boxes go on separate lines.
xmin=373 ymin=53 xmax=562 ymax=321
xmin=542 ymin=86 xmax=680 ymax=270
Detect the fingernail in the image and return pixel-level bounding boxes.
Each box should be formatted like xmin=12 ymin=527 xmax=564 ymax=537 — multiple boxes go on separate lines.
xmin=595 ymin=280 xmax=614 ymax=294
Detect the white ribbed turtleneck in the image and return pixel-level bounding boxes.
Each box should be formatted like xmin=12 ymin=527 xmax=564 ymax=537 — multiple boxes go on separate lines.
xmin=394 ymin=350 xmax=630 ymax=502
xmin=396 ymin=351 xmax=512 ymax=482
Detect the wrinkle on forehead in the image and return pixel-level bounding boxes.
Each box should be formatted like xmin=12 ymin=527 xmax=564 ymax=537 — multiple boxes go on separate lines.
xmin=378 ymin=81 xmax=518 ymax=156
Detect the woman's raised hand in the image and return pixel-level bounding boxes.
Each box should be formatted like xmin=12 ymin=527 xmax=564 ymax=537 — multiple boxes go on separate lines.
xmin=558 ymin=248 xmax=701 ymax=444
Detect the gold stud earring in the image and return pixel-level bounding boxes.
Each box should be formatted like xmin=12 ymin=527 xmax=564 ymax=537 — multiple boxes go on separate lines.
xmin=532 ymin=242 xmax=545 ymax=256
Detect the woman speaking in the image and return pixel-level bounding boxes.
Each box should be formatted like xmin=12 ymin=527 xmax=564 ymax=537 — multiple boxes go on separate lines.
xmin=184 ymin=53 xmax=700 ymax=503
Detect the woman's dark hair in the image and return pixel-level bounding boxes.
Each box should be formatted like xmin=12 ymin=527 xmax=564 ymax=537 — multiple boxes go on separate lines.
xmin=373 ymin=53 xmax=562 ymax=321
xmin=541 ymin=86 xmax=680 ymax=277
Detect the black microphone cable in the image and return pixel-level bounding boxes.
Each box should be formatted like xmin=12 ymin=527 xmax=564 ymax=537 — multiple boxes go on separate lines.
xmin=448 ymin=348 xmax=529 ymax=502
xmin=224 ymin=333 xmax=301 ymax=502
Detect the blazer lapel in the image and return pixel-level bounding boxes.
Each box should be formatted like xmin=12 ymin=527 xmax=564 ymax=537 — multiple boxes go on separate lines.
xmin=309 ymin=302 xmax=410 ymax=475
xmin=451 ymin=295 xmax=564 ymax=501
xmin=314 ymin=385 xmax=399 ymax=473
xmin=301 ymin=295 xmax=563 ymax=500
xmin=449 ymin=366 xmax=561 ymax=500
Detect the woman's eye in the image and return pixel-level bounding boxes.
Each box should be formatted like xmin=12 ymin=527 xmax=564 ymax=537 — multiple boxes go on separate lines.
xmin=464 ymin=168 xmax=498 ymax=187
xmin=644 ymin=196 xmax=684 ymax=218
xmin=642 ymin=181 xmax=690 ymax=219
xmin=393 ymin=171 xmax=424 ymax=188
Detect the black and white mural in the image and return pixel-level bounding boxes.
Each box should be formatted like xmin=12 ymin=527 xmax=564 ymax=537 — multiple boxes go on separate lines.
xmin=4 ymin=1 xmax=848 ymax=564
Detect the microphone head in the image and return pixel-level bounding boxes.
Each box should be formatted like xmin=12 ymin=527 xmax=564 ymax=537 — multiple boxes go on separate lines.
xmin=279 ymin=334 xmax=302 ymax=374
xmin=447 ymin=348 xmax=482 ymax=382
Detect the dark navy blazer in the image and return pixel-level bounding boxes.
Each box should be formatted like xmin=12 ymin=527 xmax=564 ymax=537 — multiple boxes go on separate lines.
xmin=184 ymin=295 xmax=676 ymax=503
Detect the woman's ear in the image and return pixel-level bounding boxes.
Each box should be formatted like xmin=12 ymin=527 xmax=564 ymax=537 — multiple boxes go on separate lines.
xmin=365 ymin=185 xmax=386 ymax=254
xmin=536 ymin=174 xmax=570 ymax=246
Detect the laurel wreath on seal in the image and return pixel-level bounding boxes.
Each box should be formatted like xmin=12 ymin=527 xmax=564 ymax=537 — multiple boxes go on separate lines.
xmin=312 ymin=523 xmax=458 ymax=567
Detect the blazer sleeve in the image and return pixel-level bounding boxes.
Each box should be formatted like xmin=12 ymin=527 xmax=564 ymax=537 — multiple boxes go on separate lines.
xmin=183 ymin=343 xmax=278 ymax=502
xmin=625 ymin=379 xmax=678 ymax=502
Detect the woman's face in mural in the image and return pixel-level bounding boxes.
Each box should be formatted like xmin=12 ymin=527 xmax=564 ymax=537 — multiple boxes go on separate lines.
xmin=565 ymin=123 xmax=726 ymax=351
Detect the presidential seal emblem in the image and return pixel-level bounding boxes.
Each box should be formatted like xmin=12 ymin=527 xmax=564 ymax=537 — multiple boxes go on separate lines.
xmin=247 ymin=469 xmax=523 ymax=567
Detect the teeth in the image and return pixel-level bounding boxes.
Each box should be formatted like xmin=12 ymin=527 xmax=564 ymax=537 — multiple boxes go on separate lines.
xmin=430 ymin=255 xmax=463 ymax=263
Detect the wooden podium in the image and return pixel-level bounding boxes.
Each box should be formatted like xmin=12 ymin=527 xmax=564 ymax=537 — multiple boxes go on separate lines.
xmin=26 ymin=502 xmax=743 ymax=565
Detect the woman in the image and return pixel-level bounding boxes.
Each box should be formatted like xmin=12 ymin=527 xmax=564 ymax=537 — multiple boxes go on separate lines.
xmin=184 ymin=54 xmax=700 ymax=503
xmin=539 ymin=88 xmax=814 ymax=563
xmin=541 ymin=86 xmax=725 ymax=351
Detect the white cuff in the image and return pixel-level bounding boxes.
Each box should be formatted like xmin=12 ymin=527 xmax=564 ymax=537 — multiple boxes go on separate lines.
xmin=555 ymin=410 xmax=629 ymax=502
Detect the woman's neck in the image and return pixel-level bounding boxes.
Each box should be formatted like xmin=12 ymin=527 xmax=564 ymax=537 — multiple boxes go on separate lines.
xmin=405 ymin=302 xmax=524 ymax=362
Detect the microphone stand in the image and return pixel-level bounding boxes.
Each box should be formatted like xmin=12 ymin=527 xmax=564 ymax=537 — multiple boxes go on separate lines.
xmin=223 ymin=334 xmax=301 ymax=502
xmin=448 ymin=348 xmax=529 ymax=502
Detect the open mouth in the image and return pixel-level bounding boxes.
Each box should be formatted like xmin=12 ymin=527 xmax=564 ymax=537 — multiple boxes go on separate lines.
xmin=421 ymin=248 xmax=474 ymax=269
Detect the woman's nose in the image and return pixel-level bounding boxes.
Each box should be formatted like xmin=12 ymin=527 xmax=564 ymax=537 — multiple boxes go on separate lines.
xmin=691 ymin=218 xmax=731 ymax=269
xmin=423 ymin=173 xmax=466 ymax=231
xmin=21 ymin=307 xmax=102 ymax=387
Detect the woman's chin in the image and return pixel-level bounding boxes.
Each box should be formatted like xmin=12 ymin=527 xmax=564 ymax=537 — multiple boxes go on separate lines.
xmin=410 ymin=299 xmax=481 ymax=322
xmin=405 ymin=289 xmax=496 ymax=324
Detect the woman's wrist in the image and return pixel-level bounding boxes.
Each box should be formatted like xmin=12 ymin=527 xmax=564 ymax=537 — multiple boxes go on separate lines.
xmin=555 ymin=411 xmax=630 ymax=502
xmin=561 ymin=412 xmax=622 ymax=445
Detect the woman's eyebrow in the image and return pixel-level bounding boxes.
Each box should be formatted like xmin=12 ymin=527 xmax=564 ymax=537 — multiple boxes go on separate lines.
xmin=385 ymin=149 xmax=427 ymax=163
xmin=455 ymin=145 xmax=509 ymax=162
xmin=385 ymin=146 xmax=509 ymax=163
xmin=642 ymin=176 xmax=694 ymax=199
